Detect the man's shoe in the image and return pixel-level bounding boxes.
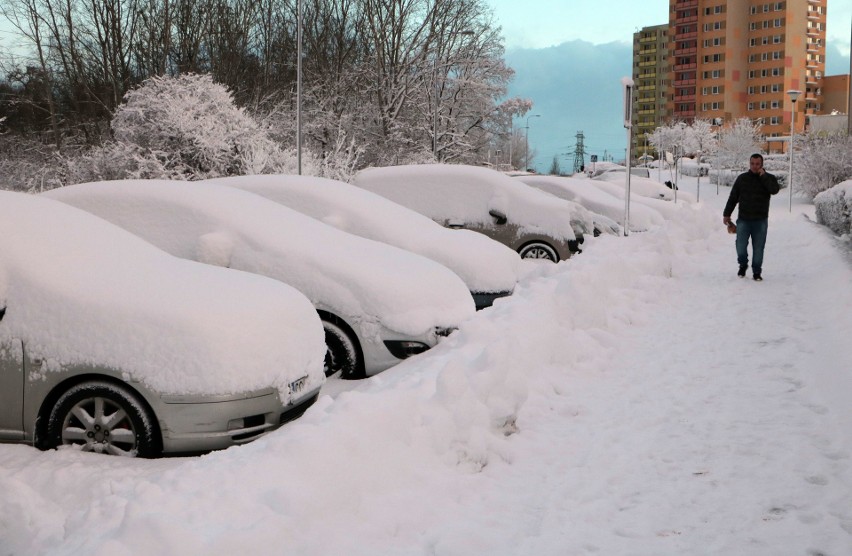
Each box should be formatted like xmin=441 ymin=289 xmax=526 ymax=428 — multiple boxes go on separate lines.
xmin=738 ymin=266 xmax=747 ymax=277
xmin=753 ymin=273 xmax=763 ymax=281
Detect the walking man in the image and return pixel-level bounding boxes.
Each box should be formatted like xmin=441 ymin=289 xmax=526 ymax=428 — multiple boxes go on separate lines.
xmin=722 ymin=153 xmax=780 ymax=281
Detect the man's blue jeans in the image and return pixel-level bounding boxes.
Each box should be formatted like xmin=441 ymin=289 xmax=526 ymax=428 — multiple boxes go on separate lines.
xmin=736 ymin=218 xmax=768 ymax=274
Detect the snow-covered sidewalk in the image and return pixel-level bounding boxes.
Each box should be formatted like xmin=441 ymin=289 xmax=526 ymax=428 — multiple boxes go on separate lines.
xmin=1 ymin=177 xmax=851 ymax=555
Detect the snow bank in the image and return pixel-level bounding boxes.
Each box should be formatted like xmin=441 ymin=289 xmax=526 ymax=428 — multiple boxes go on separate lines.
xmin=353 ymin=164 xmax=586 ymax=241
xmin=814 ymin=179 xmax=852 ymax=236
xmin=44 ymin=180 xmax=475 ymax=337
xmin=206 ymin=174 xmax=520 ymax=294
xmin=0 ymin=191 xmax=325 ymax=397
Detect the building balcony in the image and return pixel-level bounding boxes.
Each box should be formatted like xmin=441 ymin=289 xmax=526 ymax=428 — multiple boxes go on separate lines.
xmin=639 ymin=35 xmax=658 ymax=43
xmin=638 ymin=85 xmax=656 ymax=91
xmin=675 ymin=31 xmax=698 ymax=40
xmin=674 ymin=47 xmax=697 ymax=56
xmin=679 ymin=15 xmax=698 ymax=24
xmin=638 ymin=61 xmax=657 ymax=67
xmin=674 ymin=95 xmax=696 ymax=102
xmin=673 ymin=79 xmax=696 ymax=87
xmin=673 ymin=63 xmax=697 ymax=71
xmin=674 ymin=110 xmax=696 ymax=118
xmin=675 ymin=0 xmax=698 ymax=9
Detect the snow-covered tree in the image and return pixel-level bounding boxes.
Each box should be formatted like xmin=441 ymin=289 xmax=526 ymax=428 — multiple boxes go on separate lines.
xmin=647 ymin=120 xmax=695 ymax=184
xmin=549 ymin=155 xmax=561 ymax=175
xmin=109 ymin=73 xmax=294 ymax=180
xmin=712 ymin=118 xmax=763 ymax=186
xmin=794 ymin=133 xmax=852 ymax=199
xmin=715 ymin=118 xmax=762 ymax=170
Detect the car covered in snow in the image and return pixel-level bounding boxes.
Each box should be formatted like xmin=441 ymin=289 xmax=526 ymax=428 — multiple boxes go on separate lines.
xmin=205 ymin=174 xmax=521 ymax=309
xmin=0 ymin=191 xmax=325 ymax=457
xmin=513 ymin=174 xmax=665 ymax=233
xmin=44 ymin=180 xmax=475 ymax=380
xmin=353 ymin=164 xmax=592 ymax=262
xmin=592 ymin=171 xmax=697 ymax=203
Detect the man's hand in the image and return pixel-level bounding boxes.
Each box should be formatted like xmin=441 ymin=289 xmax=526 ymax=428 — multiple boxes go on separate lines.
xmin=758 ymin=168 xmax=766 ymax=176
xmin=723 ymin=217 xmax=731 ymax=225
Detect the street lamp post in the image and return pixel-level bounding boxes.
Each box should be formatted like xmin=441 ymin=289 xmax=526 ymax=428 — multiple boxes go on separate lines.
xmin=787 ymin=89 xmax=802 ymax=212
xmin=296 ymin=0 xmax=303 ymax=175
xmin=524 ymin=114 xmax=540 ymax=171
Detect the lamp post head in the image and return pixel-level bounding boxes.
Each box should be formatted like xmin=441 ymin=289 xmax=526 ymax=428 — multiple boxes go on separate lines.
xmin=786 ymin=89 xmax=802 ymax=103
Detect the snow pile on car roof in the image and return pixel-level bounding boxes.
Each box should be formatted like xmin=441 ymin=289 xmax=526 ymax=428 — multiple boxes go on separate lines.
xmin=353 ymin=164 xmax=580 ymax=241
xmin=0 ymin=191 xmax=325 ymax=397
xmin=208 ymin=174 xmax=521 ymax=294
xmin=44 ymin=180 xmax=474 ymax=336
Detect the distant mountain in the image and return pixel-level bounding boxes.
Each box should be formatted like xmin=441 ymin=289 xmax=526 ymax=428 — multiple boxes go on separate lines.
xmin=504 ymin=40 xmax=633 ymax=172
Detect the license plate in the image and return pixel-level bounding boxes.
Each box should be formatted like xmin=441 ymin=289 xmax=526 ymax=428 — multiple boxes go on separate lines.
xmin=289 ymin=376 xmax=308 ymax=396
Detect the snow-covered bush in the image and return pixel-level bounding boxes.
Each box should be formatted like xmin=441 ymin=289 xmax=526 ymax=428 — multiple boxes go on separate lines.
xmin=794 ymin=133 xmax=852 ymax=199
xmin=814 ymin=180 xmax=852 ymax=236
xmin=108 ymin=73 xmax=297 ymax=180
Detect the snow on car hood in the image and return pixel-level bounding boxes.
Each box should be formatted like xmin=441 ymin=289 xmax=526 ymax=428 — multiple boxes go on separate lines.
xmin=352 ymin=164 xmax=581 ymax=241
xmin=206 ymin=174 xmax=520 ymax=294
xmin=0 ymin=191 xmax=325 ymax=398
xmin=515 ymin=175 xmax=666 ymax=232
xmin=44 ymin=180 xmax=475 ymax=336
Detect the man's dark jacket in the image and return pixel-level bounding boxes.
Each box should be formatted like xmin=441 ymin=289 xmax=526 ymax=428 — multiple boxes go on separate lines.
xmin=723 ymin=170 xmax=780 ymax=220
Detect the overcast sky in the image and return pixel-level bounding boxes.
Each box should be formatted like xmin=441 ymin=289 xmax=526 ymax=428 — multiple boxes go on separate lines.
xmin=487 ymin=0 xmax=851 ymax=172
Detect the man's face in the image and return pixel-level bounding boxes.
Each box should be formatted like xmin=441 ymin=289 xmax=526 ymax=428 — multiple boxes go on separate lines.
xmin=749 ymin=157 xmax=763 ymax=173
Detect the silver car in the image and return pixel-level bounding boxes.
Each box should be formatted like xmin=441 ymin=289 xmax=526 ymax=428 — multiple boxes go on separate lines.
xmin=205 ymin=174 xmax=521 ymax=309
xmin=353 ymin=164 xmax=592 ymax=262
xmin=44 ymin=180 xmax=475 ymax=381
xmin=1 ymin=191 xmax=325 ymax=457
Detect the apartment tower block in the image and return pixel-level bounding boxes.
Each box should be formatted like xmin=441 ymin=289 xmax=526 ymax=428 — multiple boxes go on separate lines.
xmin=632 ymin=0 xmax=828 ymax=150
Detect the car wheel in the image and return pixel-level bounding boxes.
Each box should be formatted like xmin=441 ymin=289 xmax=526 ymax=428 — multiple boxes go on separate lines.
xmin=46 ymin=381 xmax=158 ymax=457
xmin=323 ymin=320 xmax=364 ymax=380
xmin=518 ymin=241 xmax=558 ymax=262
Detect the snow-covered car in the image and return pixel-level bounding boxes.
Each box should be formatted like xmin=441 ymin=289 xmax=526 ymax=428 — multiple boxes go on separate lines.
xmin=593 ymin=172 xmax=698 ymax=203
xmin=587 ymin=178 xmax=683 ymax=219
xmin=814 ymin=179 xmax=852 ymax=236
xmin=44 ymin=180 xmax=475 ymax=380
xmin=0 ymin=191 xmax=325 ymax=457
xmin=592 ymin=166 xmax=651 ymax=179
xmin=206 ymin=174 xmax=521 ymax=309
xmin=353 ymin=164 xmax=592 ymax=262
xmin=514 ymin=175 xmax=665 ymax=233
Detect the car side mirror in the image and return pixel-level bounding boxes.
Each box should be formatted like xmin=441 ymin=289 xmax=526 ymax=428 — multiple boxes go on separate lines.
xmin=488 ymin=209 xmax=507 ymax=225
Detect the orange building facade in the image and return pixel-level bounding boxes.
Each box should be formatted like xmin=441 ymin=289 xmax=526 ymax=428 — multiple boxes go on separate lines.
xmin=665 ymin=0 xmax=828 ymax=138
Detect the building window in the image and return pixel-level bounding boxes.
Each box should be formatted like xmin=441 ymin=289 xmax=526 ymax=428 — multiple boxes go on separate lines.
xmin=769 ymin=116 xmax=780 ymax=125
xmin=748 ymin=102 xmax=755 ymax=110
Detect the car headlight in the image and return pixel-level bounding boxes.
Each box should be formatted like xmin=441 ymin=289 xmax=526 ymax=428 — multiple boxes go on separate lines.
xmin=383 ymin=340 xmax=430 ymax=359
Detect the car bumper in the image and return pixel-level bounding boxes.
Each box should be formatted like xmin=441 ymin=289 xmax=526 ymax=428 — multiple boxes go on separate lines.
xmin=156 ymin=386 xmax=321 ymax=454
xmin=360 ymin=325 xmax=456 ymax=377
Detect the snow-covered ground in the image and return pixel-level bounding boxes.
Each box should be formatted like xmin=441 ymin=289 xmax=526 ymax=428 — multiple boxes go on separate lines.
xmin=2 ymin=174 xmax=852 ymax=555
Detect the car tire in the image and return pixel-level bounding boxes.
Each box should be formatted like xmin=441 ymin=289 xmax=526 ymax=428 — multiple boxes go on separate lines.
xmin=518 ymin=241 xmax=558 ymax=262
xmin=323 ymin=319 xmax=364 ymax=380
xmin=46 ymin=381 xmax=158 ymax=457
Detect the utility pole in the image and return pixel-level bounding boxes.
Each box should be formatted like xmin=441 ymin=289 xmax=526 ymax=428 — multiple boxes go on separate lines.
xmin=572 ymin=131 xmax=586 ymax=174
